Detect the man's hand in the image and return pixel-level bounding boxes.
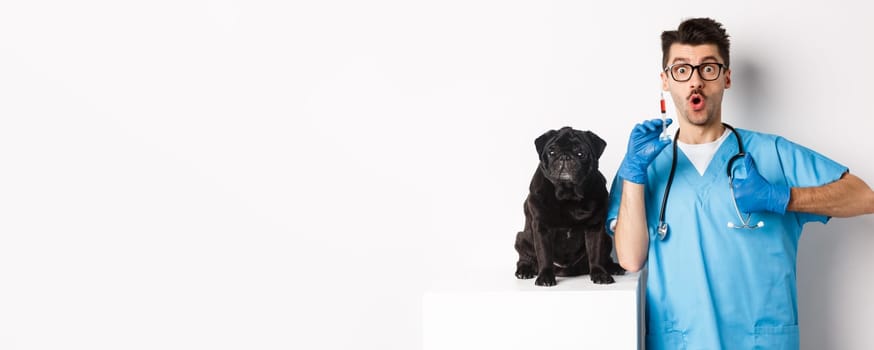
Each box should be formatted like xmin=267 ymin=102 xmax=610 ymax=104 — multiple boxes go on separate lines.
xmin=731 ymin=154 xmax=790 ymax=214
xmin=617 ymin=118 xmax=673 ymax=184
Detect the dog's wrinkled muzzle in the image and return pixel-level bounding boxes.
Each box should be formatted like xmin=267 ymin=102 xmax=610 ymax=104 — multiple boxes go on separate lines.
xmin=556 ymin=160 xmax=575 ymax=181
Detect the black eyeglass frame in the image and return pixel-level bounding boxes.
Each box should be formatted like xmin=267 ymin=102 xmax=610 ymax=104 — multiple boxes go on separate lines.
xmin=663 ymin=62 xmax=727 ymax=82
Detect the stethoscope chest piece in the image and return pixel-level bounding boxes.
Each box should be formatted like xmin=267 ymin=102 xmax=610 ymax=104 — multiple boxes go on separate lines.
xmin=657 ymin=222 xmax=668 ymax=240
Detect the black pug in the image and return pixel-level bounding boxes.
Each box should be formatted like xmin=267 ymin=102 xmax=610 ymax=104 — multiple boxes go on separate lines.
xmin=514 ymin=127 xmax=624 ymax=286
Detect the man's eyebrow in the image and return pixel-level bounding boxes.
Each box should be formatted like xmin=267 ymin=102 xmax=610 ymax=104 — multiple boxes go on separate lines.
xmin=670 ymin=57 xmax=689 ymax=65
xmin=669 ymin=56 xmax=721 ymax=65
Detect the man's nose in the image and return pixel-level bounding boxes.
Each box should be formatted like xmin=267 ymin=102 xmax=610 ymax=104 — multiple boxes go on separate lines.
xmin=688 ymin=67 xmax=704 ymax=88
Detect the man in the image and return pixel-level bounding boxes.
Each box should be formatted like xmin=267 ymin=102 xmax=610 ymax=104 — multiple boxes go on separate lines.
xmin=607 ymin=18 xmax=874 ymax=349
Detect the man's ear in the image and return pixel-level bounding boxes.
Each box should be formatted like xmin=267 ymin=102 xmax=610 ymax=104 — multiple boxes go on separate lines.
xmin=582 ymin=130 xmax=606 ymax=158
xmin=535 ymin=130 xmax=558 ymax=156
xmin=661 ymin=71 xmax=670 ymax=91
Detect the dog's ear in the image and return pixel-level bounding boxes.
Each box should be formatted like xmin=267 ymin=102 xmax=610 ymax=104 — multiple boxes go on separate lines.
xmin=534 ymin=129 xmax=558 ymax=156
xmin=580 ymin=130 xmax=606 ymax=158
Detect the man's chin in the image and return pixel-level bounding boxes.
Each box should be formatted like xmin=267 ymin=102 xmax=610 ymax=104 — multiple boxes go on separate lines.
xmin=682 ymin=111 xmax=715 ymax=126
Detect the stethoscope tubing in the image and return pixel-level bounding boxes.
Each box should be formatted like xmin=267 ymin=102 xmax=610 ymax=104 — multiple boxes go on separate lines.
xmin=657 ymin=123 xmax=757 ymax=240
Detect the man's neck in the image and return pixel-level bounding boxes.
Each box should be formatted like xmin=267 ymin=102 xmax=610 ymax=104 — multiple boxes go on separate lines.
xmin=677 ymin=121 xmax=726 ymax=144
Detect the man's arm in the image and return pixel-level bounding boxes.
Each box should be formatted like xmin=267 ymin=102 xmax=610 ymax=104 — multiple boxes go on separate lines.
xmin=788 ymin=172 xmax=874 ymax=217
xmin=614 ymin=181 xmax=650 ymax=272
xmin=612 ymin=118 xmax=672 ymax=272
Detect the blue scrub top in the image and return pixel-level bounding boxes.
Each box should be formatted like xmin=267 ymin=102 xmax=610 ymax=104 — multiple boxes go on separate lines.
xmin=607 ymin=128 xmax=847 ymax=350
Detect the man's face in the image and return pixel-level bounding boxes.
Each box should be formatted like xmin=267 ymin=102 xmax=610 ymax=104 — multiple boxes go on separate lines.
xmin=661 ymin=43 xmax=731 ymax=128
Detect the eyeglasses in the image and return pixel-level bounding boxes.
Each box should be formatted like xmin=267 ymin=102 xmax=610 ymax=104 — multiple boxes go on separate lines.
xmin=664 ymin=63 xmax=726 ymax=82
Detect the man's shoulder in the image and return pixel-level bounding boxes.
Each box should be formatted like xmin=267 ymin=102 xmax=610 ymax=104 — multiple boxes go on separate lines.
xmin=735 ymin=128 xmax=796 ymax=150
xmin=735 ymin=127 xmax=780 ymax=140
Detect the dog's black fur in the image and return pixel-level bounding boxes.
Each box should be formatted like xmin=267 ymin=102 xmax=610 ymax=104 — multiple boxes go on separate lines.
xmin=514 ymin=127 xmax=624 ymax=286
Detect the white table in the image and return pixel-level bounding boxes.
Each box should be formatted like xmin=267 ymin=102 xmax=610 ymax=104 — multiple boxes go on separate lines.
xmin=423 ymin=270 xmax=644 ymax=350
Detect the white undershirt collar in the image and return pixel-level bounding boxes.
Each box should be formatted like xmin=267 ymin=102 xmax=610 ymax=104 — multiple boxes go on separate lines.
xmin=676 ymin=128 xmax=732 ymax=176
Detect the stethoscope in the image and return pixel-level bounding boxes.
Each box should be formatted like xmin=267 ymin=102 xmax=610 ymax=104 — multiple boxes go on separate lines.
xmin=656 ymin=123 xmax=764 ymax=241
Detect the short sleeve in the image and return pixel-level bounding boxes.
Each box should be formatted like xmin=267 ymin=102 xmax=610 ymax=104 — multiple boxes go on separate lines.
xmin=605 ymin=175 xmax=624 ymax=236
xmin=775 ymin=136 xmax=848 ymax=225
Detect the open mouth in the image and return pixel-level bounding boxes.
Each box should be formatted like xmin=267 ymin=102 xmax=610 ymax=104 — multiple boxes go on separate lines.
xmin=689 ymin=94 xmax=705 ymax=111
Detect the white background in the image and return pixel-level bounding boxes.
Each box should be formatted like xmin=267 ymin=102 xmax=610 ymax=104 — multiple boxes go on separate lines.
xmin=1 ymin=1 xmax=872 ymax=349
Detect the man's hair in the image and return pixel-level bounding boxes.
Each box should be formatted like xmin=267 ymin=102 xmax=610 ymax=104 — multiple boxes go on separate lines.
xmin=661 ymin=18 xmax=731 ymax=69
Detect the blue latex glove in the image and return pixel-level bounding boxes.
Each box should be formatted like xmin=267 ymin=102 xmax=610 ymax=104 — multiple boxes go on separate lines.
xmin=731 ymin=153 xmax=790 ymax=214
xmin=617 ymin=118 xmax=673 ymax=184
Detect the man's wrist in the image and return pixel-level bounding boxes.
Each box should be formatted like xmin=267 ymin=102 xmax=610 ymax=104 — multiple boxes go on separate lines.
xmin=618 ymin=167 xmax=646 ymax=185
xmin=771 ymin=184 xmax=791 ymax=214
xmin=618 ymin=160 xmax=647 ymax=184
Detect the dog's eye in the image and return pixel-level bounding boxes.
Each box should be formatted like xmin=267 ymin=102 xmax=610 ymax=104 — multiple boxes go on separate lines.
xmin=548 ymin=151 xmax=555 ymax=156
xmin=577 ymin=152 xmax=584 ymax=158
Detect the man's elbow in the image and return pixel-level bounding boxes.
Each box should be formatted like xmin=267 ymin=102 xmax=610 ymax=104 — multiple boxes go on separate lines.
xmin=619 ymin=257 xmax=645 ymax=272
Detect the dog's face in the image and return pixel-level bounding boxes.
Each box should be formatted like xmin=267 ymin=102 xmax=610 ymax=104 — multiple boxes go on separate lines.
xmin=535 ymin=127 xmax=606 ymax=186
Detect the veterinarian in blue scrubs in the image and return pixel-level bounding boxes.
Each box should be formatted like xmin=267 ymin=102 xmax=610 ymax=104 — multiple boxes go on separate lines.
xmin=606 ymin=18 xmax=874 ymax=350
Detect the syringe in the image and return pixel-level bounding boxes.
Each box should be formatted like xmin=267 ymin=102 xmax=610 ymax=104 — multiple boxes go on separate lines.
xmin=660 ymin=92 xmax=670 ymax=141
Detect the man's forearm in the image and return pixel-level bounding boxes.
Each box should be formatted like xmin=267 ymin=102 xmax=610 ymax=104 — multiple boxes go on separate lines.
xmin=788 ymin=172 xmax=874 ymax=217
xmin=614 ymin=180 xmax=650 ymax=272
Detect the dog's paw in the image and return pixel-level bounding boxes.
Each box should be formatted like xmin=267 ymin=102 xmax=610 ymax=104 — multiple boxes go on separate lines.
xmin=608 ymin=263 xmax=626 ymax=276
xmin=535 ymin=272 xmax=556 ymax=287
xmin=515 ymin=265 xmax=536 ymax=279
xmin=591 ymin=272 xmax=615 ymax=285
